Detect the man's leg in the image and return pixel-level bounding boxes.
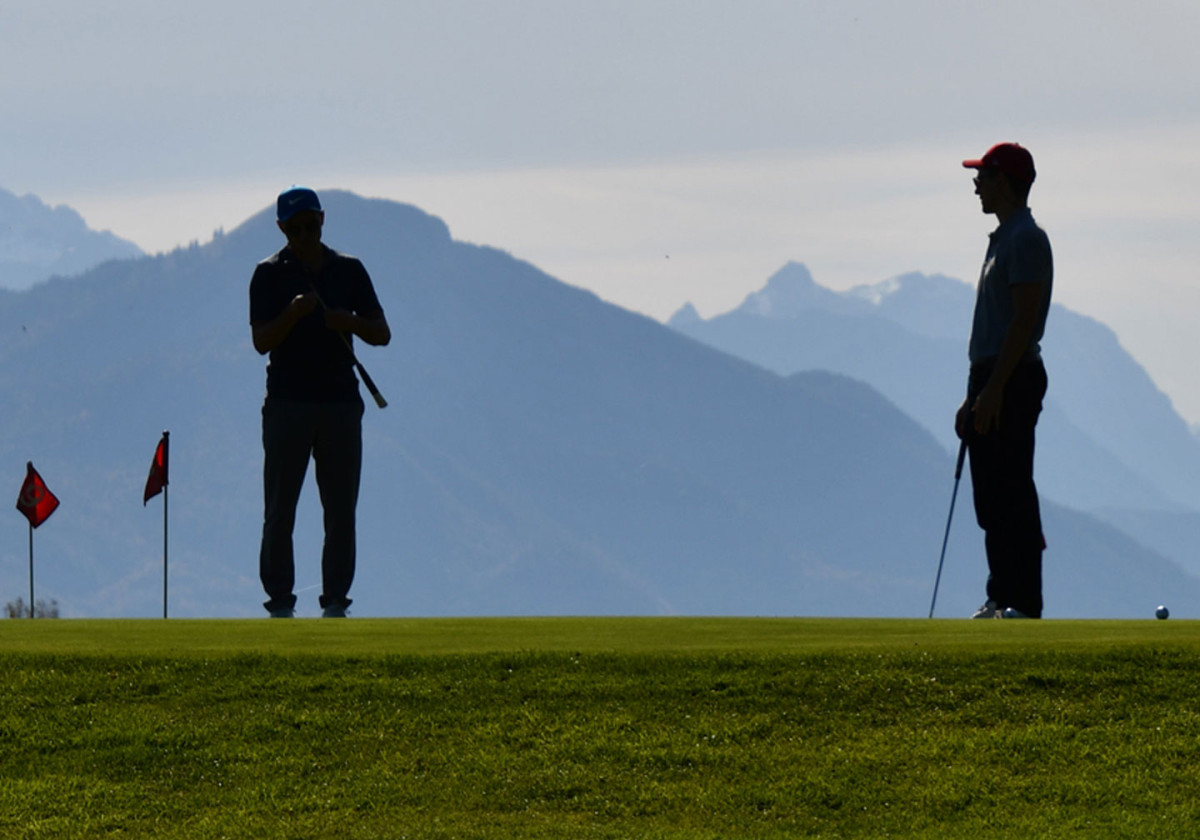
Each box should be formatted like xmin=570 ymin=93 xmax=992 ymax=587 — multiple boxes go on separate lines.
xmin=1000 ymin=362 xmax=1047 ymax=617
xmin=260 ymin=400 xmax=316 ymax=613
xmin=313 ymin=400 xmax=364 ymax=610
xmin=967 ymin=362 xmax=1047 ymax=617
xmin=972 ymin=436 xmax=1044 ymax=616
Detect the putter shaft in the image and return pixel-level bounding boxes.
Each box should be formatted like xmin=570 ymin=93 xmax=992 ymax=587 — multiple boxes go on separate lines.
xmin=929 ymin=440 xmax=968 ymax=618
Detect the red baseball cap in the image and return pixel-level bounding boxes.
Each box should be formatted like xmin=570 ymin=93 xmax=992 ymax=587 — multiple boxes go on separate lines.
xmin=962 ymin=143 xmax=1036 ymax=185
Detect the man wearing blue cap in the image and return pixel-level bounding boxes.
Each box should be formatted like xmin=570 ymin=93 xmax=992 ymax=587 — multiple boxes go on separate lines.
xmin=956 ymin=144 xmax=1053 ymax=620
xmin=250 ymin=187 xmax=391 ymax=618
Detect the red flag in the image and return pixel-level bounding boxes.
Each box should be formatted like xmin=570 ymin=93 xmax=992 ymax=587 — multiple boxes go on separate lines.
xmin=144 ymin=431 xmax=169 ymax=505
xmin=16 ymin=462 xmax=59 ymax=529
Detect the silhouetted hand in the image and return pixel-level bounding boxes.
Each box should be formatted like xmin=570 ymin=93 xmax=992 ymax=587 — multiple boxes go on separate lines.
xmin=972 ymin=384 xmax=1004 ymax=435
xmin=290 ymin=293 xmax=319 ymax=318
xmin=955 ymin=400 xmax=971 ymax=440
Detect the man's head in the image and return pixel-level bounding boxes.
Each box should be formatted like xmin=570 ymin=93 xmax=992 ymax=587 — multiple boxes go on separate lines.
xmin=963 ymin=143 xmax=1036 ymax=215
xmin=277 ymin=186 xmax=321 ymax=222
xmin=276 ymin=186 xmax=324 ymax=248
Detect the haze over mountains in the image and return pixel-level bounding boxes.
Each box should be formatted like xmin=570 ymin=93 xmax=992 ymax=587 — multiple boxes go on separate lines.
xmin=670 ymin=263 xmax=1200 ymax=582
xmin=0 ymin=187 xmax=142 ymax=290
xmin=0 ymin=190 xmax=1195 ymax=619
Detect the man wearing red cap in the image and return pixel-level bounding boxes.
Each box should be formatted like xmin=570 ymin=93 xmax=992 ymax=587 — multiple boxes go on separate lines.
xmin=956 ymin=143 xmax=1053 ymax=619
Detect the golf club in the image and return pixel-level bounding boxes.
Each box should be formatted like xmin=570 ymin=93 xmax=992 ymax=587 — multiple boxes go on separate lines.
xmin=928 ymin=439 xmax=967 ymax=618
xmin=308 ymin=285 xmax=388 ymax=409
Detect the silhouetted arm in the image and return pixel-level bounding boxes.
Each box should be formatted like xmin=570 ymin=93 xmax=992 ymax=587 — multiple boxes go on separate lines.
xmin=971 ymin=282 xmax=1044 ymax=434
xmin=252 ymin=293 xmax=319 ymax=354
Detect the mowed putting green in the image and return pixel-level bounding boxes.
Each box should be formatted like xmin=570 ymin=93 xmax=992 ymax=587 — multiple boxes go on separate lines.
xmin=3 ymin=618 xmax=1199 ymax=839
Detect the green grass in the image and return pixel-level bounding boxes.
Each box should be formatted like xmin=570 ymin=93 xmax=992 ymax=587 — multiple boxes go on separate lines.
xmin=2 ymin=618 xmax=1199 ymax=838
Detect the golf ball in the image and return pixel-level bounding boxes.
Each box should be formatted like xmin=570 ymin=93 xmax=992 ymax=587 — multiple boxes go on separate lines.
xmin=1156 ymin=605 xmax=1169 ymax=620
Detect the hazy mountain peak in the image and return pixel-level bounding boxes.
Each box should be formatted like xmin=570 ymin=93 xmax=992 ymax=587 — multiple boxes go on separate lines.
xmin=671 ymin=261 xmax=1200 ymax=515
xmin=667 ymin=301 xmax=703 ymax=328
xmin=847 ymin=274 xmax=903 ymax=306
xmin=844 ymin=271 xmax=975 ymax=340
xmin=0 ymin=186 xmax=143 ymax=290
xmin=846 ymin=270 xmax=960 ymax=300
xmin=733 ymin=261 xmax=856 ymax=319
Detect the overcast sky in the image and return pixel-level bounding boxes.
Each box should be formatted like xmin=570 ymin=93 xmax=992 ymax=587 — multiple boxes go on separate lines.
xmin=3 ymin=1 xmax=1200 ymax=422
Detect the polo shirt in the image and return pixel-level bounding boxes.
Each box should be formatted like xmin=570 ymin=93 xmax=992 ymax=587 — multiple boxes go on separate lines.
xmin=249 ymin=244 xmax=383 ymax=402
xmin=968 ymin=207 xmax=1053 ymax=365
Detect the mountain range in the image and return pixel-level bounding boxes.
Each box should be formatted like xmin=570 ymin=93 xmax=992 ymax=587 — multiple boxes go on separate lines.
xmin=669 ymin=262 xmax=1200 ymax=582
xmin=0 ymin=187 xmax=142 ymax=290
xmin=0 ymin=191 xmax=1195 ymax=619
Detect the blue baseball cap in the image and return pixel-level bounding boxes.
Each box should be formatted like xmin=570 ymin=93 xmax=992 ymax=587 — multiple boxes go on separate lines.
xmin=277 ymin=186 xmax=322 ymax=222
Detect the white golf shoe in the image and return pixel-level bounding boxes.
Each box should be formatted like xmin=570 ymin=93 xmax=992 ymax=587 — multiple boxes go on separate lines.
xmin=971 ymin=600 xmax=1001 ymax=619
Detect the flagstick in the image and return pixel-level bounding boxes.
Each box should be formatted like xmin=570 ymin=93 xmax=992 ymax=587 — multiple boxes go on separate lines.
xmin=163 ymin=483 xmax=169 ymax=619
xmin=28 ymin=522 xmax=34 ymax=620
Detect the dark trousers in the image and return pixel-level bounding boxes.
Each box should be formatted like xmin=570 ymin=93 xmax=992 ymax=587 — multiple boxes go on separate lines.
xmin=966 ymin=360 xmax=1047 ymax=618
xmin=260 ymin=398 xmax=364 ymax=612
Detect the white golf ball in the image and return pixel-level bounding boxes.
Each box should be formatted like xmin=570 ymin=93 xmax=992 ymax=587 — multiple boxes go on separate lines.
xmin=1155 ymin=605 xmax=1169 ymax=620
